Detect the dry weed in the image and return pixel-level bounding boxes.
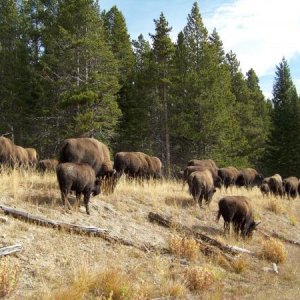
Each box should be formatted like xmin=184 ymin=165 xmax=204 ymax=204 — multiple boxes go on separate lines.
xmin=266 ymin=199 xmax=285 ymax=214
xmin=169 ymin=234 xmax=199 ymax=261
xmin=231 ymin=255 xmax=249 ymax=274
xmin=0 ymin=258 xmax=20 ymax=298
xmin=288 ymin=214 xmax=297 ymax=226
xmin=260 ymin=238 xmax=287 ymax=264
xmin=184 ymin=266 xmax=218 ymax=291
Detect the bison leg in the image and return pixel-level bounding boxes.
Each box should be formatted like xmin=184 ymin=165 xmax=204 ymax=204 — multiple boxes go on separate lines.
xmin=224 ymin=221 xmax=230 ymax=236
xmin=61 ymin=191 xmax=71 ymax=212
xmin=75 ymin=193 xmax=82 ymax=211
xmin=83 ymin=193 xmax=90 ymax=215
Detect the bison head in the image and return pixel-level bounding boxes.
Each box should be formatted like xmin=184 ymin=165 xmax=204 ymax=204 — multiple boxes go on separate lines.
xmin=242 ymin=220 xmax=261 ymax=238
xmin=214 ymin=176 xmax=222 ymax=189
xmin=92 ymin=179 xmax=101 ymax=196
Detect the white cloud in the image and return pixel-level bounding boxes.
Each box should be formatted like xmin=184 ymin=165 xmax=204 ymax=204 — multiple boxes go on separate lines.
xmin=204 ymin=0 xmax=300 ymax=77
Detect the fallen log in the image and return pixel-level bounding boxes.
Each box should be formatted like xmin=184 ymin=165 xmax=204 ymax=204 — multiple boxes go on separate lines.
xmin=0 ymin=244 xmax=22 ymax=257
xmin=258 ymin=228 xmax=300 ymax=247
xmin=0 ymin=204 xmax=166 ymax=253
xmin=148 ymin=212 xmax=253 ymax=256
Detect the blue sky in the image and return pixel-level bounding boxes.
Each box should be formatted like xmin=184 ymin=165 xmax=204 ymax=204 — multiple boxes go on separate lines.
xmin=101 ymin=0 xmax=300 ymax=99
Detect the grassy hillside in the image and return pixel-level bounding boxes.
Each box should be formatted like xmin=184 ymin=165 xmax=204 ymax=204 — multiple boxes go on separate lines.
xmin=1 ymin=169 xmax=300 ymax=299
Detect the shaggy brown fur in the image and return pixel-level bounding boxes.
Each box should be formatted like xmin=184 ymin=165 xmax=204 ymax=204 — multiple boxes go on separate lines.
xmin=262 ymin=174 xmax=283 ymax=197
xmin=0 ymin=136 xmax=14 ymax=166
xmin=38 ymin=159 xmax=59 ymax=172
xmin=235 ymin=168 xmax=264 ymax=188
xmin=56 ymin=163 xmax=101 ymax=215
xmin=283 ymin=176 xmax=299 ymax=199
xmin=25 ymin=148 xmax=38 ymax=167
xmin=187 ymin=170 xmax=217 ymax=208
xmin=59 ymin=138 xmax=113 ymax=178
xmin=216 ymin=196 xmax=259 ymax=238
xmin=218 ymin=166 xmax=239 ymax=189
xmin=14 ymin=145 xmax=29 ymax=168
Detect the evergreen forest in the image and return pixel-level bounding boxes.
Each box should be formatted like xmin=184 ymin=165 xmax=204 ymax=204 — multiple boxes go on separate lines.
xmin=0 ymin=0 xmax=299 ymax=177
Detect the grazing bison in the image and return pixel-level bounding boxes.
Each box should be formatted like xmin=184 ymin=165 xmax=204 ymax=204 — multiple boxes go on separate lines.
xmin=147 ymin=156 xmax=163 ymax=179
xmin=283 ymin=176 xmax=299 ymax=199
xmin=56 ymin=163 xmax=101 ymax=215
xmin=113 ymin=151 xmax=149 ymax=180
xmin=216 ymin=196 xmax=260 ymax=238
xmin=183 ymin=165 xmax=221 ymax=188
xmin=187 ymin=170 xmax=217 ymax=208
xmin=218 ymin=166 xmax=239 ymax=189
xmin=14 ymin=145 xmax=29 ymax=168
xmin=0 ymin=136 xmax=14 ymax=167
xmin=235 ymin=168 xmax=263 ymax=189
xmin=262 ymin=174 xmax=283 ymax=197
xmin=38 ymin=159 xmax=59 ymax=172
xmin=59 ymin=138 xmax=114 ymax=178
xmin=260 ymin=183 xmax=270 ymax=196
xmin=25 ymin=148 xmax=38 ymax=167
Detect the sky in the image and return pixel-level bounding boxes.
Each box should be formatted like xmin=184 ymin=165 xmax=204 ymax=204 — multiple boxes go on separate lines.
xmin=101 ymin=0 xmax=300 ymax=99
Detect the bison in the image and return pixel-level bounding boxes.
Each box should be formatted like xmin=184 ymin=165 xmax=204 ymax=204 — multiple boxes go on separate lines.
xmin=0 ymin=136 xmax=14 ymax=167
xmin=187 ymin=170 xmax=217 ymax=208
xmin=59 ymin=138 xmax=113 ymax=178
xmin=38 ymin=159 xmax=59 ymax=172
xmin=260 ymin=183 xmax=270 ymax=196
xmin=14 ymin=145 xmax=29 ymax=168
xmin=235 ymin=168 xmax=264 ymax=189
xmin=146 ymin=156 xmax=163 ymax=179
xmin=183 ymin=165 xmax=221 ymax=188
xmin=216 ymin=196 xmax=260 ymax=238
xmin=218 ymin=166 xmax=239 ymax=190
xmin=25 ymin=148 xmax=38 ymax=167
xmin=56 ymin=163 xmax=101 ymax=215
xmin=187 ymin=159 xmax=218 ymax=170
xmin=262 ymin=174 xmax=283 ymax=197
xmin=283 ymin=176 xmax=299 ymax=199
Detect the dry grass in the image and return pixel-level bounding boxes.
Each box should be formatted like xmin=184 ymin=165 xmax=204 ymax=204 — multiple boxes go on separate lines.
xmin=266 ymin=198 xmax=285 ymax=214
xmin=0 ymin=257 xmax=20 ymax=298
xmin=0 ymin=168 xmax=300 ymax=299
xmin=260 ymin=238 xmax=288 ymax=264
xmin=184 ymin=265 xmax=219 ymax=291
xmin=169 ymin=234 xmax=199 ymax=261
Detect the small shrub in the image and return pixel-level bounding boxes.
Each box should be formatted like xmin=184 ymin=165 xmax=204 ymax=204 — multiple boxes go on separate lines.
xmin=0 ymin=258 xmax=20 ymax=298
xmin=184 ymin=266 xmax=216 ymax=291
xmin=261 ymin=238 xmax=287 ymax=264
xmin=169 ymin=235 xmax=199 ymax=261
xmin=231 ymin=256 xmax=249 ymax=274
xmin=266 ymin=199 xmax=284 ymax=214
xmin=165 ymin=280 xmax=187 ymax=298
xmin=288 ymin=214 xmax=297 ymax=226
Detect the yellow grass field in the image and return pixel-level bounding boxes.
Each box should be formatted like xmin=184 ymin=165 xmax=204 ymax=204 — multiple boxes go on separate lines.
xmin=1 ymin=169 xmax=300 ymax=299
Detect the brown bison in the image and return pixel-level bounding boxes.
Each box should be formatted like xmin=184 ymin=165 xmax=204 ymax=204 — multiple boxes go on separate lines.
xmin=59 ymin=138 xmax=113 ymax=178
xmin=183 ymin=165 xmax=221 ymax=188
xmin=25 ymin=148 xmax=38 ymax=167
xmin=187 ymin=170 xmax=218 ymax=208
xmin=283 ymin=176 xmax=299 ymax=199
xmin=146 ymin=156 xmax=163 ymax=179
xmin=235 ymin=168 xmax=264 ymax=189
xmin=113 ymin=152 xmax=150 ymax=180
xmin=262 ymin=174 xmax=283 ymax=197
xmin=0 ymin=136 xmax=14 ymax=166
xmin=216 ymin=196 xmax=260 ymax=238
xmin=14 ymin=145 xmax=29 ymax=168
xmin=260 ymin=183 xmax=270 ymax=196
xmin=187 ymin=159 xmax=218 ymax=170
xmin=56 ymin=163 xmax=101 ymax=215
xmin=218 ymin=166 xmax=239 ymax=189
xmin=38 ymin=159 xmax=59 ymax=172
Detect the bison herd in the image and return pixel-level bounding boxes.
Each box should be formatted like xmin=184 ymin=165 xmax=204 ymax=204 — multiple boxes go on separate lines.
xmin=0 ymin=135 xmax=299 ymax=239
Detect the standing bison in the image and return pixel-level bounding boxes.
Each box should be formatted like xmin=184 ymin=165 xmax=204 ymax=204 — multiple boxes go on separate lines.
xmin=38 ymin=159 xmax=59 ymax=172
xmin=235 ymin=168 xmax=264 ymax=189
xmin=283 ymin=176 xmax=299 ymax=199
xmin=0 ymin=136 xmax=14 ymax=167
xmin=187 ymin=159 xmax=218 ymax=170
xmin=56 ymin=163 xmax=101 ymax=215
xmin=187 ymin=170 xmax=218 ymax=208
xmin=261 ymin=174 xmax=283 ymax=197
xmin=25 ymin=148 xmax=38 ymax=167
xmin=216 ymin=196 xmax=260 ymax=238
xmin=14 ymin=145 xmax=29 ymax=168
xmin=218 ymin=166 xmax=239 ymax=190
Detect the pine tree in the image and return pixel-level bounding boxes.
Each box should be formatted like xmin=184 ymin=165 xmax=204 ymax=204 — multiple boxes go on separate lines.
xmin=41 ymin=0 xmax=121 ymax=148
xmin=149 ymin=13 xmax=175 ymax=176
xmin=265 ymin=58 xmax=300 ymax=176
